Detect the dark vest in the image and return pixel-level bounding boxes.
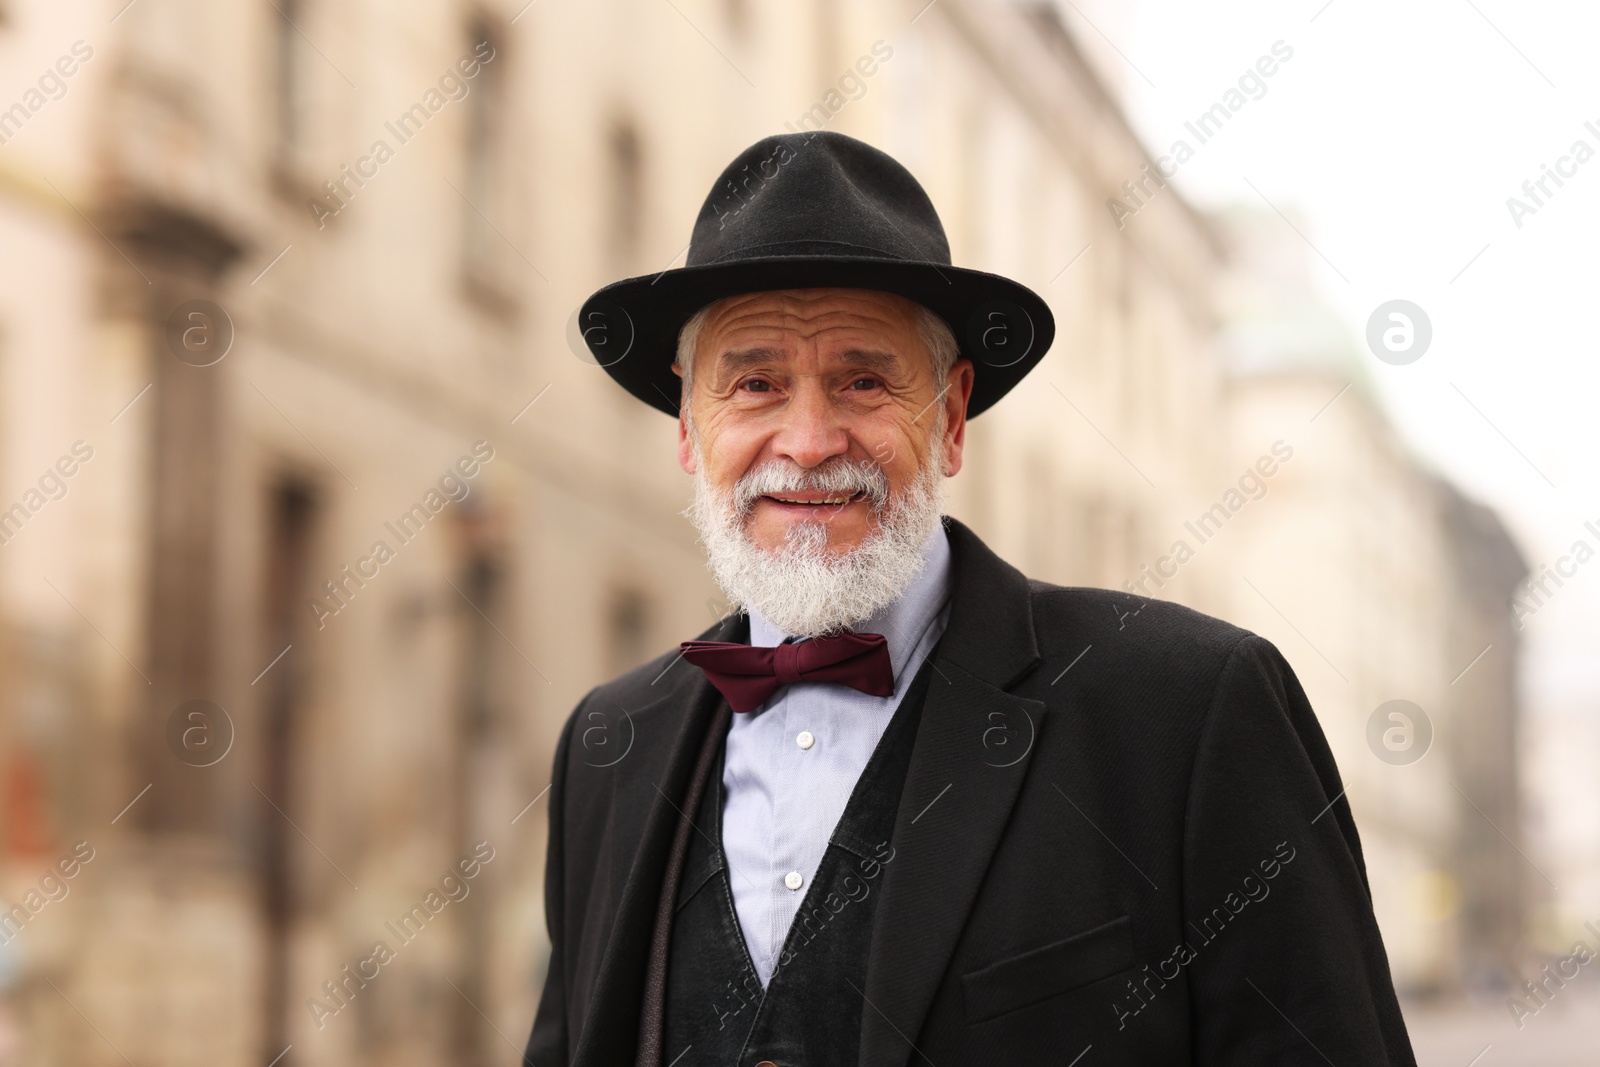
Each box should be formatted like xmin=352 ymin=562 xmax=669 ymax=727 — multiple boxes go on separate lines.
xmin=661 ymin=657 xmax=935 ymax=1066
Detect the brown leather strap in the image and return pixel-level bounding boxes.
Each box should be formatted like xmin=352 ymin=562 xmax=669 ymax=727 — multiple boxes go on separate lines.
xmin=635 ymin=701 xmax=731 ymax=1067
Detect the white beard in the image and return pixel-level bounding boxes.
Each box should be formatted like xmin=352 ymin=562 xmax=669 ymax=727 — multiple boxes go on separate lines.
xmin=687 ymin=437 xmax=946 ymax=639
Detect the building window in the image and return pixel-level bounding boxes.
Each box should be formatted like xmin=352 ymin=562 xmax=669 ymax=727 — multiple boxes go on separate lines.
xmin=462 ymin=19 xmax=509 ymax=293
xmin=258 ymin=477 xmax=320 ymax=1063
xmin=723 ymin=0 xmax=749 ymax=40
xmin=458 ymin=552 xmax=500 ymax=737
xmin=606 ymin=117 xmax=644 ymax=273
xmin=273 ymin=0 xmax=314 ymax=171
xmin=605 ymin=587 xmax=652 ymax=677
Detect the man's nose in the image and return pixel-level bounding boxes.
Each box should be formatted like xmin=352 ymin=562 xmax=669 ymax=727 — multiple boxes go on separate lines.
xmin=769 ymin=378 xmax=850 ymax=468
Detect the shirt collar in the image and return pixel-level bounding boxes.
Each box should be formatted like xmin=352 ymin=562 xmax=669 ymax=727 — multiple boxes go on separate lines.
xmin=746 ymin=521 xmax=952 ymax=682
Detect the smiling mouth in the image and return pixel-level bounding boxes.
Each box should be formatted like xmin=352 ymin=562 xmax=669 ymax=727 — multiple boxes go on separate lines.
xmin=761 ymin=491 xmax=867 ymax=507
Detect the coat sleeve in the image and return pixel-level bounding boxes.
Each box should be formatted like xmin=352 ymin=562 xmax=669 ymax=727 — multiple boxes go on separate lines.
xmin=523 ymin=700 xmax=581 ymax=1065
xmin=1182 ymin=635 xmax=1417 ymax=1065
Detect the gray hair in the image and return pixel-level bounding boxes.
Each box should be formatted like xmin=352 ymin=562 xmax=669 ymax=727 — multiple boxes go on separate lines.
xmin=673 ymin=299 xmax=960 ymax=406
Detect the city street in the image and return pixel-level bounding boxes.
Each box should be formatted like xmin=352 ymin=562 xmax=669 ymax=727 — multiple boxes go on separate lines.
xmin=1404 ymin=982 xmax=1600 ymax=1066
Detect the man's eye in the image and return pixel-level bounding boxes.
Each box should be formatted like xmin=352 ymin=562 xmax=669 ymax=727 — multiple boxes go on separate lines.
xmin=742 ymin=379 xmax=772 ymax=392
xmin=850 ymin=377 xmax=879 ymax=390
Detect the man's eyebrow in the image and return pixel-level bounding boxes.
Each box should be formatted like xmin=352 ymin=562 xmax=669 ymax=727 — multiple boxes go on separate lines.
xmin=710 ymin=346 xmax=903 ymax=389
xmin=836 ymin=349 xmax=901 ymax=373
xmin=711 ymin=347 xmax=784 ymax=389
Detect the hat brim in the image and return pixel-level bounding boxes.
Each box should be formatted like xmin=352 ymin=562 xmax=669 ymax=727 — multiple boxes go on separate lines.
xmin=574 ymin=256 xmax=1055 ymax=419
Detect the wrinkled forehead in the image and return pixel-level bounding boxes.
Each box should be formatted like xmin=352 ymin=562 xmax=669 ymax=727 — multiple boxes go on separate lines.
xmin=694 ymin=288 xmax=929 ymax=372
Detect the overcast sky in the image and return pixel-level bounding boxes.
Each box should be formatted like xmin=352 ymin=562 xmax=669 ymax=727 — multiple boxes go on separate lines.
xmin=1046 ymin=0 xmax=1600 ymax=901
xmin=1056 ymin=0 xmax=1600 ymax=705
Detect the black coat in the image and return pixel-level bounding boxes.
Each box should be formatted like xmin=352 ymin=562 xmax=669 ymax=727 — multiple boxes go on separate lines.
xmin=523 ymin=518 xmax=1416 ymax=1066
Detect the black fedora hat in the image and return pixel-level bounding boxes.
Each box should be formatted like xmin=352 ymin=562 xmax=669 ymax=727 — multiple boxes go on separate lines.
xmin=574 ymin=131 xmax=1055 ymax=418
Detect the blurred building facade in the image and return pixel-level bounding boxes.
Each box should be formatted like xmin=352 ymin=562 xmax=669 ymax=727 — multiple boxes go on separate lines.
xmin=1212 ymin=205 xmax=1530 ymax=995
xmin=0 ymin=0 xmax=1526 ymax=1064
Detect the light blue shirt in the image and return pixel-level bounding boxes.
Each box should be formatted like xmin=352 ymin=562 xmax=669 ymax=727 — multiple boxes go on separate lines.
xmin=721 ymin=523 xmax=953 ymax=986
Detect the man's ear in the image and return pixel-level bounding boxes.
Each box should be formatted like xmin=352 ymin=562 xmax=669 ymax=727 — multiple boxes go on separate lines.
xmin=675 ymin=364 xmax=697 ymax=474
xmin=941 ymin=358 xmax=975 ymax=477
xmin=678 ymin=410 xmax=697 ymax=474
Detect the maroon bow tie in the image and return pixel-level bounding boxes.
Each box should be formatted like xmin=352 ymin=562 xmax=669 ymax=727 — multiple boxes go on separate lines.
xmin=679 ymin=630 xmax=894 ymax=713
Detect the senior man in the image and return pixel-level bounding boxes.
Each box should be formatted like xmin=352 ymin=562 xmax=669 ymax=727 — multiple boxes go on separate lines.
xmin=524 ymin=132 xmax=1415 ymax=1066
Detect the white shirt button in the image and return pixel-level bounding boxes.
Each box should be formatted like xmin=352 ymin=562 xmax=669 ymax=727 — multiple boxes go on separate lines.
xmin=796 ymin=731 xmax=815 ymax=750
xmin=784 ymin=870 xmax=803 ymax=891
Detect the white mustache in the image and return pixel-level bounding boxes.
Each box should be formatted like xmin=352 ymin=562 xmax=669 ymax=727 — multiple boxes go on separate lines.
xmin=733 ymin=457 xmax=890 ymax=514
xmin=686 ymin=432 xmax=946 ymax=638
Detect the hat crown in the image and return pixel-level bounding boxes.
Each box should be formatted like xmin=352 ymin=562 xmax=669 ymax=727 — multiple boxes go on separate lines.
xmin=686 ymin=132 xmax=953 ymax=269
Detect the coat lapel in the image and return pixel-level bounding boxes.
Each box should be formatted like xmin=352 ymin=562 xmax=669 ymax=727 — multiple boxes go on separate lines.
xmin=571 ymin=612 xmax=744 ymax=1067
xmin=858 ymin=518 xmax=1046 ymax=1067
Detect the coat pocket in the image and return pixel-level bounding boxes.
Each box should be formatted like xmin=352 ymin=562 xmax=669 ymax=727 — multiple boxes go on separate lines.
xmin=960 ymin=914 xmax=1137 ymax=1024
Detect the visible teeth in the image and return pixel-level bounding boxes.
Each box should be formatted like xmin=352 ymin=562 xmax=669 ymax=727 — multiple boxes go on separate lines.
xmin=772 ymin=494 xmax=853 ymax=505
